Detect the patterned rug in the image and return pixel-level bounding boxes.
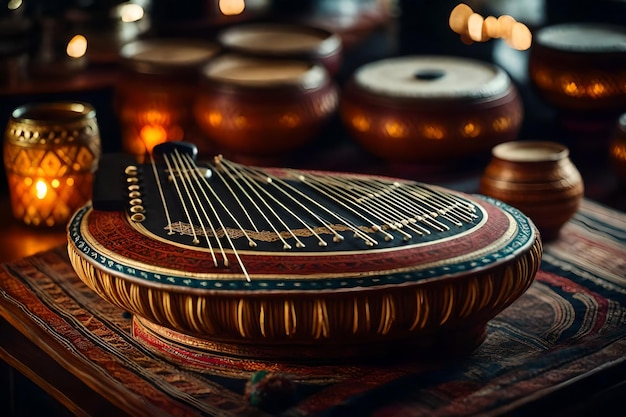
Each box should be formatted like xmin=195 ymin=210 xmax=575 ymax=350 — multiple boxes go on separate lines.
xmin=1 ymin=199 xmax=625 ymax=417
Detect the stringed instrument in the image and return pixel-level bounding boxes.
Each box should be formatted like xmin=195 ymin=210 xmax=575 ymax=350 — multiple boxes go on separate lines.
xmin=67 ymin=142 xmax=542 ymax=362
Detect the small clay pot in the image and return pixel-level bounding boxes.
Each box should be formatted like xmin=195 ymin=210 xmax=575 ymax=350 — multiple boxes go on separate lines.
xmin=479 ymin=141 xmax=584 ymax=240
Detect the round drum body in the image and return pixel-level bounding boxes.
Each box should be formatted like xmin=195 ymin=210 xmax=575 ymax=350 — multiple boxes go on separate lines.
xmin=194 ymin=54 xmax=339 ymax=158
xmin=528 ymin=23 xmax=626 ymax=113
xmin=114 ymin=38 xmax=220 ymax=157
xmin=340 ymin=55 xmax=523 ymax=163
xmin=67 ymin=154 xmax=541 ymax=362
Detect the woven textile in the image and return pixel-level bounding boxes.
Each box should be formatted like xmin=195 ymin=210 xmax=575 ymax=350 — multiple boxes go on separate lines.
xmin=1 ymin=199 xmax=625 ymax=417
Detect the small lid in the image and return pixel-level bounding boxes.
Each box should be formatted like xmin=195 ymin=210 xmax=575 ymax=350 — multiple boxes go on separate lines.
xmin=200 ymin=54 xmax=327 ymax=89
xmin=492 ymin=141 xmax=569 ymax=163
xmin=351 ymin=55 xmax=511 ymax=100
xmin=535 ymin=23 xmax=626 ymax=53
xmin=218 ymin=23 xmax=341 ymax=58
xmin=119 ymin=38 xmax=220 ymax=75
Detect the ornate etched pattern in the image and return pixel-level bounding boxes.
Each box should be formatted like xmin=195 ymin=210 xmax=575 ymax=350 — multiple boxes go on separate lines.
xmin=3 ymin=102 xmax=101 ymax=226
xmin=67 ymin=190 xmax=541 ymax=359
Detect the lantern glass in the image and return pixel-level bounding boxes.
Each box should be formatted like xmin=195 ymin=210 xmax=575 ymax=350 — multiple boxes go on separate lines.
xmin=3 ymin=102 xmax=102 ymax=227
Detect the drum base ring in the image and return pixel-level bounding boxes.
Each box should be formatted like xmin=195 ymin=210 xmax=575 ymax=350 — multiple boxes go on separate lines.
xmin=131 ymin=315 xmax=486 ymax=381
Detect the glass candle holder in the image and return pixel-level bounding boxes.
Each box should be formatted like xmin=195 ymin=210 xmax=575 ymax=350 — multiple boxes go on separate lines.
xmin=3 ymin=102 xmax=101 ymax=227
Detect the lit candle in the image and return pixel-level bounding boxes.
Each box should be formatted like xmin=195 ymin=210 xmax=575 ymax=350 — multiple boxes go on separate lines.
xmin=3 ymin=102 xmax=101 ymax=227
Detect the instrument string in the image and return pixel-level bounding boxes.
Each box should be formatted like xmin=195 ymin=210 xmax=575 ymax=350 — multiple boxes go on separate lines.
xmin=326 ymin=176 xmax=425 ymax=239
xmin=295 ymin=171 xmax=393 ymax=243
xmin=149 ymin=153 xmax=174 ymax=235
xmin=165 ymin=152 xmax=219 ymax=267
xmin=215 ymin=157 xmax=299 ymax=250
xmin=226 ymin=162 xmax=330 ymax=248
xmin=171 ymin=149 xmax=226 ymax=267
xmin=162 ymin=153 xmax=201 ymax=245
xmin=362 ymin=180 xmax=452 ymax=231
xmin=398 ymin=184 xmax=478 ymax=225
xmin=179 ymin=153 xmax=252 ymax=282
xmin=150 ymin=149 xmax=481 ymax=282
xmin=322 ymin=175 xmax=414 ymax=240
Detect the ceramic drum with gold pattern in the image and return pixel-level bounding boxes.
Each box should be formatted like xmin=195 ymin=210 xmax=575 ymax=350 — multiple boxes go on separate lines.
xmin=67 ymin=142 xmax=541 ymax=363
xmin=193 ymin=54 xmax=338 ymax=160
xmin=340 ymin=55 xmax=523 ymax=163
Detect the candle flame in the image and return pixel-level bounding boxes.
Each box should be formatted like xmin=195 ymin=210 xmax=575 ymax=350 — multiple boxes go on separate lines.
xmin=35 ymin=180 xmax=48 ymax=200
xmin=66 ymin=34 xmax=88 ymax=58
xmin=219 ymin=0 xmax=245 ymax=15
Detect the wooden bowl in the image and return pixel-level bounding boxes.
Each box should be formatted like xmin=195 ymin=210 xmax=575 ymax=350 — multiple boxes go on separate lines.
xmin=340 ymin=55 xmax=523 ymax=164
xmin=193 ymin=54 xmax=339 ymax=159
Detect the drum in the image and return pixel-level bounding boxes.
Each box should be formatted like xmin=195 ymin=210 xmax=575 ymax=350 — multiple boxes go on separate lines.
xmin=340 ymin=55 xmax=523 ymax=164
xmin=528 ymin=23 xmax=626 ymax=114
xmin=193 ymin=54 xmax=339 ymax=161
xmin=67 ymin=142 xmax=542 ymax=364
xmin=114 ymin=38 xmax=220 ymax=158
xmin=217 ymin=23 xmax=343 ymax=76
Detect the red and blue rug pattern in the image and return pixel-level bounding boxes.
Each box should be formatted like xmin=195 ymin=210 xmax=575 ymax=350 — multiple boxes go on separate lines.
xmin=1 ymin=199 xmax=625 ymax=417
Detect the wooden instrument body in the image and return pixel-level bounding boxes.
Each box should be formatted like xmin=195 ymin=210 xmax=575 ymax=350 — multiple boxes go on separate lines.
xmin=67 ymin=145 xmax=542 ymax=361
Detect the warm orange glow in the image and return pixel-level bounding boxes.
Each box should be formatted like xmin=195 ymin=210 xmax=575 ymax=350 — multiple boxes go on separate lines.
xmin=139 ymin=124 xmax=168 ymax=152
xmin=35 ymin=179 xmax=48 ymax=200
xmin=352 ymin=115 xmax=370 ymax=132
xmin=563 ymin=81 xmax=581 ymax=96
xmin=492 ymin=117 xmax=511 ymax=132
xmin=462 ymin=122 xmax=480 ymax=138
xmin=423 ymin=125 xmax=445 ymax=140
xmin=66 ymin=34 xmax=87 ymax=58
xmin=589 ymin=81 xmax=607 ymax=97
xmin=611 ymin=143 xmax=626 ymax=161
xmin=208 ymin=111 xmax=223 ymax=127
xmin=219 ymin=0 xmax=245 ymax=15
xmin=384 ymin=121 xmax=405 ymax=138
xmin=51 ymin=179 xmax=60 ymax=188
